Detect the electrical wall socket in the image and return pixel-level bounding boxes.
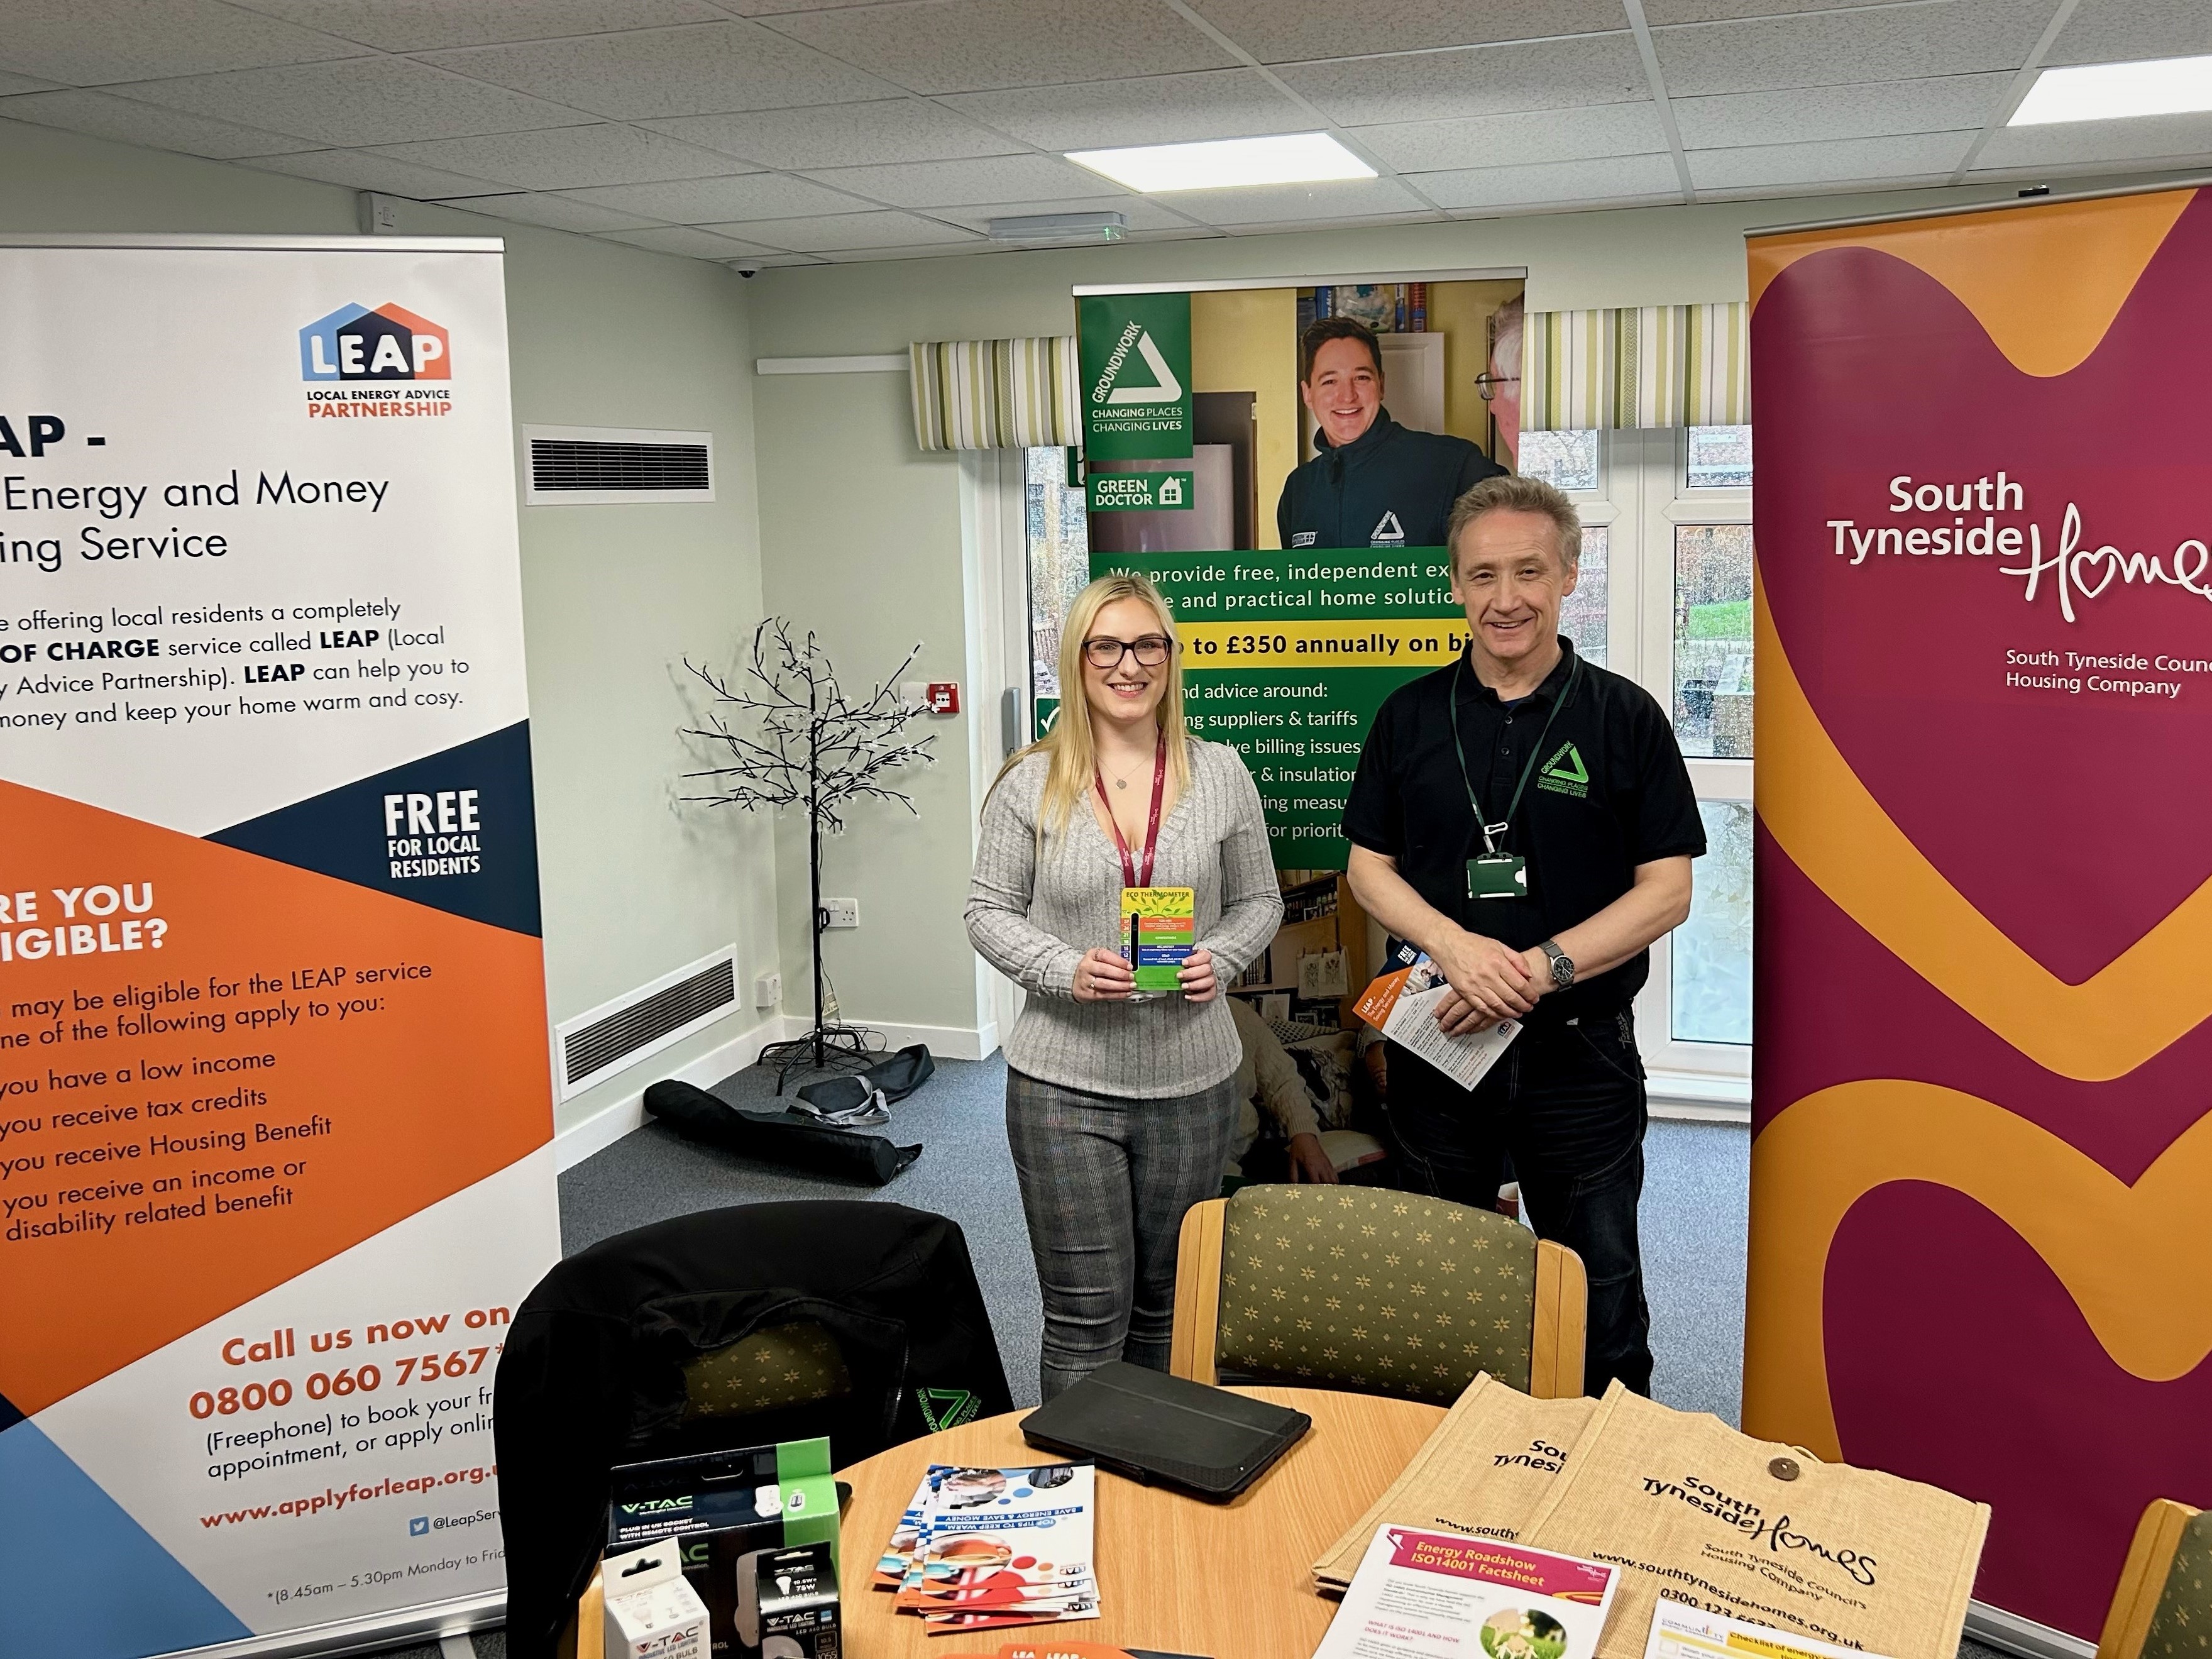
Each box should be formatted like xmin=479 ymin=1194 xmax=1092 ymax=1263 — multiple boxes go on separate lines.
xmin=821 ymin=897 xmax=860 ymax=929
xmin=753 ymin=972 xmax=781 ymax=1010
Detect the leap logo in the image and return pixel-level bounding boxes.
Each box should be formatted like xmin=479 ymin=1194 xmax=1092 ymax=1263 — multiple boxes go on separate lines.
xmin=300 ymin=303 xmax=450 ymax=382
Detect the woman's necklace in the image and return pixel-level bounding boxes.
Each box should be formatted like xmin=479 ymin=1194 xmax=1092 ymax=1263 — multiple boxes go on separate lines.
xmin=1103 ymin=752 xmax=1152 ymax=791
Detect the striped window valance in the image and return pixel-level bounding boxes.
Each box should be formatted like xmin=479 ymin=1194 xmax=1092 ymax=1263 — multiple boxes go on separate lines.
xmin=909 ymin=336 xmax=1080 ymax=451
xmin=1521 ymin=304 xmax=1748 ymax=431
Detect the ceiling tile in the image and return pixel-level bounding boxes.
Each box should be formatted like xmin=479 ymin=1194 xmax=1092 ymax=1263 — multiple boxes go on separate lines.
xmin=0 ymin=0 xmax=364 ymax=85
xmin=224 ymin=0 xmax=727 ymax=52
xmin=1672 ymin=72 xmax=2010 ymax=148
xmin=1411 ymin=151 xmax=1681 ymax=209
xmin=1973 ymin=111 xmax=2212 ymax=170
xmin=418 ymin=21 xmax=899 ymax=119
xmin=638 ymin=100 xmax=1021 ymax=169
xmin=1278 ymin=35 xmax=1648 ymax=126
xmin=940 ymin=69 xmax=1309 ymax=150
xmin=241 ymin=147 xmax=509 ymax=197
xmin=111 ymin=57 xmax=592 ymax=146
xmin=0 ymin=73 xmax=59 ymax=95
xmin=1186 ymin=0 xmax=1627 ymax=65
xmin=2045 ymin=0 xmax=2212 ymax=67
xmin=805 ymin=153 xmax=1118 ymax=208
xmin=1652 ymin=1 xmax=2052 ymax=97
xmin=762 ymin=0 xmax=1238 ymax=94
xmin=1164 ymin=175 xmax=1433 ymax=226
xmin=596 ymin=224 xmax=783 ymax=257
xmin=560 ymin=171 xmax=867 ymax=221
xmin=1687 ymin=130 xmax=1974 ymax=189
xmin=1644 ymin=0 xmax=1932 ymax=21
xmin=927 ymin=195 xmax=1207 ymax=233
xmin=372 ymin=124 xmax=751 ymax=189
xmin=1353 ymin=101 xmax=1666 ymax=172
xmin=0 ymin=88 xmax=314 ymax=158
xmin=434 ymin=190 xmax=668 ymax=232
xmin=701 ymin=210 xmax=980 ymax=250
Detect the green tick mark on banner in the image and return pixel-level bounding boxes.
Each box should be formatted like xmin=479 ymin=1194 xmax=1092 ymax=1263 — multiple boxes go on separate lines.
xmin=1078 ymin=292 xmax=1193 ymax=459
xmin=1538 ymin=741 xmax=1590 ymax=797
xmin=1089 ymin=470 xmax=1194 ymax=512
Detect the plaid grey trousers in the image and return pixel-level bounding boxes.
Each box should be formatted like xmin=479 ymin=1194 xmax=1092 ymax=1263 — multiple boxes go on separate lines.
xmin=1004 ymin=1067 xmax=1239 ymax=1402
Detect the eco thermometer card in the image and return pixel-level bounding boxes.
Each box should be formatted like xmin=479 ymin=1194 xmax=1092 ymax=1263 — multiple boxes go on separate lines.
xmin=1123 ymin=886 xmax=1195 ymax=993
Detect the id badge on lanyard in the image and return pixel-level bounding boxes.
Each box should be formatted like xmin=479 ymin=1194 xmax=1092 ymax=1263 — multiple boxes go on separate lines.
xmin=1450 ymin=654 xmax=1580 ymax=901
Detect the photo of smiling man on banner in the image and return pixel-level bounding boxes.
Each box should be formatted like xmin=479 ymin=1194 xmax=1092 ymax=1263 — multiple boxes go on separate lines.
xmin=1279 ymin=316 xmax=1504 ymax=552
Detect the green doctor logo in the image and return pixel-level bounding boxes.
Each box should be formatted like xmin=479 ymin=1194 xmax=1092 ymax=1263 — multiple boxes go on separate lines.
xmin=1078 ymin=291 xmax=1193 ymax=459
xmin=1538 ymin=741 xmax=1590 ymax=798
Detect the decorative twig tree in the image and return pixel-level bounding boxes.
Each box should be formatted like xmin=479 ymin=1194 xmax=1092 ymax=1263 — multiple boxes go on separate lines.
xmin=682 ymin=617 xmax=933 ymax=1087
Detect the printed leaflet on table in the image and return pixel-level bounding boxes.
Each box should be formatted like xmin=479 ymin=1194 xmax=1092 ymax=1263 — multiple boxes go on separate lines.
xmin=1643 ymin=1599 xmax=1900 ymax=1659
xmin=881 ymin=1462 xmax=1099 ymax=1635
xmin=1314 ymin=1526 xmax=1618 ymax=1659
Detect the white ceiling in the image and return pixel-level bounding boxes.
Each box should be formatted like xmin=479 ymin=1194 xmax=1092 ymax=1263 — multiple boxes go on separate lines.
xmin=3 ymin=0 xmax=2208 ymax=270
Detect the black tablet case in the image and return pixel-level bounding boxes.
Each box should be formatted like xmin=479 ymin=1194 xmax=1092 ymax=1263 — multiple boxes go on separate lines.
xmin=1018 ymin=1360 xmax=1310 ymax=1502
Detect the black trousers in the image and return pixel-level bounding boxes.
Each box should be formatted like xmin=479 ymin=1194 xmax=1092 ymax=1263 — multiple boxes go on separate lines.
xmin=1384 ymin=1008 xmax=1653 ymax=1397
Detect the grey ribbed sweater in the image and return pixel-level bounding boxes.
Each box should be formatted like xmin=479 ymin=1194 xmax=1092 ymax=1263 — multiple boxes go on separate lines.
xmin=966 ymin=739 xmax=1284 ymax=1098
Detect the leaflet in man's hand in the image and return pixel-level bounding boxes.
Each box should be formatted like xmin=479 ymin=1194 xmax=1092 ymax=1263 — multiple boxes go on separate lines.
xmin=1313 ymin=1526 xmax=1617 ymax=1659
xmin=1355 ymin=947 xmax=1520 ymax=1091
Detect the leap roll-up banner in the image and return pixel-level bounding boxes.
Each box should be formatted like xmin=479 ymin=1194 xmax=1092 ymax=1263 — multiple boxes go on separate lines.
xmin=0 ymin=236 xmax=559 ymax=1658
xmin=1742 ymin=190 xmax=2212 ymax=1640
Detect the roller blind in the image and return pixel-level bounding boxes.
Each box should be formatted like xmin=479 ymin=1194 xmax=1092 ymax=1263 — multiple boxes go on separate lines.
xmin=909 ymin=335 xmax=1080 ymax=451
xmin=1521 ymin=303 xmax=1749 ymax=431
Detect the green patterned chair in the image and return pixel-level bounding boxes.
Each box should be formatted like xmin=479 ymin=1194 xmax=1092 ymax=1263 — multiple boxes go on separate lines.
xmin=1169 ymin=1183 xmax=1587 ymax=1404
xmin=2099 ymin=1501 xmax=2212 ymax=1659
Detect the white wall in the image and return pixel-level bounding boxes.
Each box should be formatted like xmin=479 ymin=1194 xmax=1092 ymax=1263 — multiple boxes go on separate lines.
xmin=0 ymin=118 xmax=780 ymax=1139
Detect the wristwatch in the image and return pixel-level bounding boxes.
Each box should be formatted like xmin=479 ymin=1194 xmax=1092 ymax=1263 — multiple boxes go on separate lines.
xmin=1536 ymin=938 xmax=1575 ymax=989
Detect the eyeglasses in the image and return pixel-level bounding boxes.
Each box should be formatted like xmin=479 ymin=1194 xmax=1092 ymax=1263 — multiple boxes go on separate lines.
xmin=1082 ymin=634 xmax=1173 ymax=670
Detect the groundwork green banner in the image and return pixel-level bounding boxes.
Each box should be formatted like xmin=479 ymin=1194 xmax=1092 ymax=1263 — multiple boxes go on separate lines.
xmin=1077 ymin=291 xmax=1192 ymax=460
xmin=1094 ymin=548 xmax=1465 ymax=868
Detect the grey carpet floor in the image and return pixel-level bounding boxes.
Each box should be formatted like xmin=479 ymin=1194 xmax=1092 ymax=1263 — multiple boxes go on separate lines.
xmin=375 ymin=1059 xmax=2016 ymax=1659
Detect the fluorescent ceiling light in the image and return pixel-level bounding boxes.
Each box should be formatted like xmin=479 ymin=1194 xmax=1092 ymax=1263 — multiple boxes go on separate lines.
xmin=1067 ymin=132 xmax=1375 ymax=193
xmin=2010 ymin=53 xmax=2212 ymax=125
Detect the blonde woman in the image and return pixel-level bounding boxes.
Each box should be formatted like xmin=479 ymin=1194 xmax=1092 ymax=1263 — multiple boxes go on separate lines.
xmin=967 ymin=573 xmax=1282 ymax=1400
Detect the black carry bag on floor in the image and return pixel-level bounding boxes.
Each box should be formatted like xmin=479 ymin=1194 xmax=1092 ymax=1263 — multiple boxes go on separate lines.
xmin=644 ymin=1078 xmax=920 ymax=1184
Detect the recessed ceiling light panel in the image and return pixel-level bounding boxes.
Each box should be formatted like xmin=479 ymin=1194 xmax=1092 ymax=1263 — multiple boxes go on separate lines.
xmin=2010 ymin=53 xmax=2212 ymax=125
xmin=1066 ymin=132 xmax=1376 ymax=194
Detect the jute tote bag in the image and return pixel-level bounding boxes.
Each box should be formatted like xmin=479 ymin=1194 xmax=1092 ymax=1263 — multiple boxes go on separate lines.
xmin=1520 ymin=1384 xmax=1989 ymax=1659
xmin=1312 ymin=1373 xmax=1598 ymax=1590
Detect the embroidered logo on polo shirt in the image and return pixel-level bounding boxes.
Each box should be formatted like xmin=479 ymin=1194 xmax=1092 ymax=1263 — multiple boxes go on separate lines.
xmin=1537 ymin=741 xmax=1590 ymax=798
xmin=916 ymin=1386 xmax=981 ymax=1431
xmin=1370 ymin=510 xmax=1406 ymax=546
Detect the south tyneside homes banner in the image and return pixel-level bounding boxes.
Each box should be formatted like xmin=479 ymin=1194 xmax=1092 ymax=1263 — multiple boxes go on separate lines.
xmin=1742 ymin=189 xmax=2212 ymax=1641
xmin=0 ymin=237 xmax=558 ymax=1658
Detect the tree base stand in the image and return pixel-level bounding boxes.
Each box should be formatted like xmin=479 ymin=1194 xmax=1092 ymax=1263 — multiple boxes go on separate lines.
xmin=758 ymin=1021 xmax=883 ymax=1093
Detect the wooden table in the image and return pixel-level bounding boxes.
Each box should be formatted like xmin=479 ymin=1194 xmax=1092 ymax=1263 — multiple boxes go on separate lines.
xmin=837 ymin=1386 xmax=1445 ymax=1658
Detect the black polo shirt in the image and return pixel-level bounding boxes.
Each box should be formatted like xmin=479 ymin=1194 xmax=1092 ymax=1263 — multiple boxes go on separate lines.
xmin=1342 ymin=637 xmax=1705 ymax=1027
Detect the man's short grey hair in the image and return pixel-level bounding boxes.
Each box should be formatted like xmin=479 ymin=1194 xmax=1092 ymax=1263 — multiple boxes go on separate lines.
xmin=1447 ymin=473 xmax=1582 ymax=571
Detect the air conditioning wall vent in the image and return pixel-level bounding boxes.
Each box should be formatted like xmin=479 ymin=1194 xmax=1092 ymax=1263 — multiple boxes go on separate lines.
xmin=523 ymin=424 xmax=714 ymax=505
xmin=555 ymin=945 xmax=739 ymax=1099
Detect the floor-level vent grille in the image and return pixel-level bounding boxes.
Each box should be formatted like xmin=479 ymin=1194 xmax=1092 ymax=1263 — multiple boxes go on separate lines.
xmin=557 ymin=947 xmax=737 ymax=1098
xmin=522 ymin=425 xmax=715 ymax=504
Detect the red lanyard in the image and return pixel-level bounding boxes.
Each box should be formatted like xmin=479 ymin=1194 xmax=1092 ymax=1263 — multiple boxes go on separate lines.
xmin=1094 ymin=731 xmax=1167 ymax=889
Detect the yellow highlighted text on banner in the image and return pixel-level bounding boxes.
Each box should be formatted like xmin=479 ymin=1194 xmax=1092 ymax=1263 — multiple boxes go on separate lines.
xmin=1180 ymin=618 xmax=1468 ymax=670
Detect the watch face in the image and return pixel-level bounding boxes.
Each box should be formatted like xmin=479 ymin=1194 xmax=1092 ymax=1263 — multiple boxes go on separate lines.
xmin=1551 ymin=953 xmax=1574 ymax=987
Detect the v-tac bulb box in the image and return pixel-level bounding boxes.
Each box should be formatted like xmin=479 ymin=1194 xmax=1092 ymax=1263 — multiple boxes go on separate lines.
xmin=735 ymin=1541 xmax=839 ymax=1659
xmin=602 ymin=1540 xmax=709 ymax=1659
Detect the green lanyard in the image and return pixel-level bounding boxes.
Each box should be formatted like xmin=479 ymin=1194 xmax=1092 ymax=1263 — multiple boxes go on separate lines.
xmin=1448 ymin=650 xmax=1581 ymax=856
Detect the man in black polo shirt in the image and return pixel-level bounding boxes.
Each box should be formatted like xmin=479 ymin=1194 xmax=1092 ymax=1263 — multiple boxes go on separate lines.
xmin=1343 ymin=474 xmax=1704 ymax=1395
xmin=1277 ymin=316 xmax=1503 ymax=551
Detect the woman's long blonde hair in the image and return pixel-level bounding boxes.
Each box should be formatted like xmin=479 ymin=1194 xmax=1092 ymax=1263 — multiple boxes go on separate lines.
xmin=993 ymin=571 xmax=1193 ymax=841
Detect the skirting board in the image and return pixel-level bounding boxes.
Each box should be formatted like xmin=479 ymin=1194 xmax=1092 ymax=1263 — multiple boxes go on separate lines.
xmin=1648 ymin=1071 xmax=1751 ymax=1125
xmin=551 ymin=1013 xmax=999 ymax=1170
xmin=1967 ymin=1601 xmax=2096 ymax=1659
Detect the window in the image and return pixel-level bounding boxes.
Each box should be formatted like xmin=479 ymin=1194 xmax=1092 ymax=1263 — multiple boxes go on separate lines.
xmin=1025 ymin=446 xmax=1089 ymax=727
xmin=1541 ymin=426 xmax=1753 ymax=1074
